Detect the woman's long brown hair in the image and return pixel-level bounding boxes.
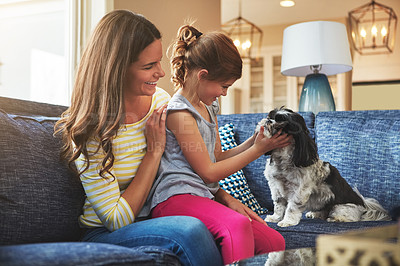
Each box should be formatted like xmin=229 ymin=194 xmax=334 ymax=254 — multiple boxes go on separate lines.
xmin=55 ymin=10 xmax=161 ymax=179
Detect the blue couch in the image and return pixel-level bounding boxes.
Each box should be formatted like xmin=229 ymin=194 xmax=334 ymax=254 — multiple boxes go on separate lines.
xmin=0 ymin=96 xmax=181 ymax=265
xmin=217 ymin=110 xmax=399 ymax=249
xmin=0 ymin=95 xmax=398 ymax=264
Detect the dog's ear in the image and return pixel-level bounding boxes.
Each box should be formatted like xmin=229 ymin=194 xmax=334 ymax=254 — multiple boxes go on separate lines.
xmin=290 ymin=113 xmax=318 ymax=167
xmin=292 ymin=132 xmax=318 ymax=167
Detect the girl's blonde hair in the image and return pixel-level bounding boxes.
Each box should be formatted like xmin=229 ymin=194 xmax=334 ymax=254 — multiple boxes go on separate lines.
xmin=170 ymin=25 xmax=242 ymax=91
xmin=55 ymin=10 xmax=161 ymax=179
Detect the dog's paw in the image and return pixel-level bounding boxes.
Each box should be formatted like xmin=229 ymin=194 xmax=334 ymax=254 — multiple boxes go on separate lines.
xmin=326 ymin=217 xmax=343 ymax=222
xmin=305 ymin=211 xmax=315 ymax=219
xmin=265 ymin=214 xmax=281 ymax=223
xmin=327 ymin=215 xmax=355 ymax=222
xmin=277 ymin=220 xmax=299 ymax=227
xmin=326 ymin=214 xmax=354 ymax=222
xmin=306 ymin=211 xmax=325 ymax=219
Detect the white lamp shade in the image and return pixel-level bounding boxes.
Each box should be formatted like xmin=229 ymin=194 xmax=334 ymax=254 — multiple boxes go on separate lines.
xmin=281 ymin=21 xmax=353 ymax=77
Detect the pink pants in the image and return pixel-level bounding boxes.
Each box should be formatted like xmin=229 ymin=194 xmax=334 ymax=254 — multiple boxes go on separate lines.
xmin=152 ymin=194 xmax=285 ymax=264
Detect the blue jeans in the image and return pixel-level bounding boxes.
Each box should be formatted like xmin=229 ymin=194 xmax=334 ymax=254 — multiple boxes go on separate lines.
xmin=82 ymin=216 xmax=223 ymax=266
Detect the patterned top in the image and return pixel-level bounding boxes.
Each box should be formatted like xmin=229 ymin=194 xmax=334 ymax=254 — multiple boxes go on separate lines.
xmin=75 ymin=88 xmax=170 ymax=231
xmin=139 ymin=94 xmax=220 ymax=217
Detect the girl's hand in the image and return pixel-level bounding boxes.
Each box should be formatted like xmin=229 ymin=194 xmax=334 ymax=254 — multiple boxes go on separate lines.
xmin=145 ymin=104 xmax=167 ymax=155
xmin=215 ymin=189 xmax=268 ymax=225
xmin=223 ymin=193 xmax=268 ymax=226
xmin=254 ymin=127 xmax=292 ymax=154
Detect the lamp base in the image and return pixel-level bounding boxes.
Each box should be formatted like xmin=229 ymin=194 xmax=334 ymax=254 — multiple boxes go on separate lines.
xmin=299 ymin=73 xmax=336 ymax=114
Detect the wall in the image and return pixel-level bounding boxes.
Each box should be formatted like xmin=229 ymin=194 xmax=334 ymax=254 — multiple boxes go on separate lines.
xmin=114 ymin=0 xmax=221 ymax=96
xmin=352 ymin=82 xmax=400 ymax=110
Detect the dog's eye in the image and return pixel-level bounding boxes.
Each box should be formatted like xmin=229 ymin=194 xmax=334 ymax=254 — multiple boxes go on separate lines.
xmin=263 ymin=119 xmax=272 ymax=125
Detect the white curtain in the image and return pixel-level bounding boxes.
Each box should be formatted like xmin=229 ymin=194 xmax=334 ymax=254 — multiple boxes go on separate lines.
xmin=66 ymin=0 xmax=113 ymax=101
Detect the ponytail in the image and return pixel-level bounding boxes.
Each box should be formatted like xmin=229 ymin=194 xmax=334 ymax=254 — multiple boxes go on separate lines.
xmin=170 ymin=24 xmax=242 ymax=91
xmin=170 ymin=25 xmax=203 ymax=89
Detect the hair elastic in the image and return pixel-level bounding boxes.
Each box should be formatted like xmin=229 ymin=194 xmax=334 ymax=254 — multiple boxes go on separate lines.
xmin=195 ymin=31 xmax=203 ymax=38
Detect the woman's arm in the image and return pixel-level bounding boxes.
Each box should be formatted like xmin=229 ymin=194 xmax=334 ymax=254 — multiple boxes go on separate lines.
xmin=122 ymin=105 xmax=167 ymax=216
xmin=79 ymin=161 xmax=135 ymax=231
xmin=167 ymin=110 xmax=290 ymax=184
xmin=79 ymin=105 xmax=167 ymax=232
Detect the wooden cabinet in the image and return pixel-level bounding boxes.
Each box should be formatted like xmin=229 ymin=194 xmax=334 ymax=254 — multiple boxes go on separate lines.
xmin=249 ymin=59 xmax=264 ymax=113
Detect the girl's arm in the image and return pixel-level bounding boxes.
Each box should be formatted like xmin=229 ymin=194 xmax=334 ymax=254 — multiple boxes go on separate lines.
xmin=167 ymin=110 xmax=291 ymax=184
xmin=214 ymin=119 xmax=256 ymax=162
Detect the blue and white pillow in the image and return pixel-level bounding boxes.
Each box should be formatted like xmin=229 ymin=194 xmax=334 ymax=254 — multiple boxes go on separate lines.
xmin=218 ymin=123 xmax=267 ymax=215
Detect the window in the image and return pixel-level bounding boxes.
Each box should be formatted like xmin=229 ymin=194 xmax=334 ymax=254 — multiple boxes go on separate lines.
xmin=0 ymin=0 xmax=68 ymax=105
xmin=0 ymin=0 xmax=112 ymax=106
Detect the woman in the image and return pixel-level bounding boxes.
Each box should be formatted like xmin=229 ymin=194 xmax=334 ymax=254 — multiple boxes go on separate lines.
xmin=55 ymin=10 xmax=222 ymax=266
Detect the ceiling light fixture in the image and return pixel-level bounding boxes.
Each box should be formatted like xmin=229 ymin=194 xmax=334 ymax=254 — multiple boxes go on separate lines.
xmin=221 ymin=0 xmax=263 ymax=58
xmin=280 ymin=0 xmax=295 ymax=8
xmin=348 ymin=0 xmax=398 ymax=55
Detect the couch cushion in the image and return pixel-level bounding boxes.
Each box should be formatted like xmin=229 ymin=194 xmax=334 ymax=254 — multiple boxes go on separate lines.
xmin=267 ymin=217 xmax=395 ymax=250
xmin=315 ymin=110 xmax=400 ymax=212
xmin=218 ymin=123 xmax=267 ymax=215
xmin=0 ymin=96 xmax=67 ymax=117
xmin=217 ymin=112 xmax=315 ymax=211
xmin=0 ymin=110 xmax=84 ymax=245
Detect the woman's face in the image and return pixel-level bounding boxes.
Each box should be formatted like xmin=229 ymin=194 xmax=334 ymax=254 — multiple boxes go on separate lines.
xmin=124 ymin=39 xmax=165 ymax=97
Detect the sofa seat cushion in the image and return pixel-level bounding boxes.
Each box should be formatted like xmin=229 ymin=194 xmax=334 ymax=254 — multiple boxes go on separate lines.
xmin=315 ymin=110 xmax=400 ymax=212
xmin=0 ymin=111 xmax=84 ymax=245
xmin=267 ymin=218 xmax=396 ymax=250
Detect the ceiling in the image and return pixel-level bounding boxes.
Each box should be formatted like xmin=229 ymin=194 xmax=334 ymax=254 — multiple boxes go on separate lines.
xmin=221 ymin=0 xmax=398 ymax=27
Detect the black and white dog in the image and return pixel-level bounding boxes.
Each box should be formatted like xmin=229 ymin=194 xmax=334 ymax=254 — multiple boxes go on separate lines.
xmin=256 ymin=107 xmax=391 ymax=227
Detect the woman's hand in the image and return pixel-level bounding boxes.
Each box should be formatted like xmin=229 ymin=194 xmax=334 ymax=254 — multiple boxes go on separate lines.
xmin=253 ymin=127 xmax=292 ymax=154
xmin=145 ymin=104 xmax=167 ymax=155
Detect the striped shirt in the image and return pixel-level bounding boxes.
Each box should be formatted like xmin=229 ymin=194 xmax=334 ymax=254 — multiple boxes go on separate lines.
xmin=76 ymin=88 xmax=170 ymax=231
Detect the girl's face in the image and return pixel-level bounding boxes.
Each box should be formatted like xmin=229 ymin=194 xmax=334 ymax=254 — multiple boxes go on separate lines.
xmin=124 ymin=39 xmax=165 ymax=97
xmin=197 ymin=75 xmax=236 ymax=106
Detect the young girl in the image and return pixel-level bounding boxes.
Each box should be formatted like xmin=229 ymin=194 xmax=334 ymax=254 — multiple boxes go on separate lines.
xmin=55 ymin=11 xmax=222 ymax=266
xmin=142 ymin=25 xmax=291 ymax=264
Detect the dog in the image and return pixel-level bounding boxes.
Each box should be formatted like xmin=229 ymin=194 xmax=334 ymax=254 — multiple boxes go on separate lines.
xmin=256 ymin=107 xmax=391 ymax=227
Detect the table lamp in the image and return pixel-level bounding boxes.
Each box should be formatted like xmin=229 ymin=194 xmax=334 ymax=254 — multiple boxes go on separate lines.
xmin=281 ymin=21 xmax=353 ymax=114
